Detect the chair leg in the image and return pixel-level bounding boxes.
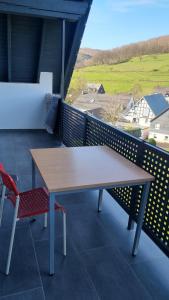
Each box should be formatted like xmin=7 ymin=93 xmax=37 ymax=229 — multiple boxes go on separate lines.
xmin=63 ymin=211 xmax=66 ymax=256
xmin=6 ymin=197 xmax=20 ymax=275
xmin=44 ymin=213 xmax=48 ymax=228
xmin=0 ymin=186 xmax=6 ymax=227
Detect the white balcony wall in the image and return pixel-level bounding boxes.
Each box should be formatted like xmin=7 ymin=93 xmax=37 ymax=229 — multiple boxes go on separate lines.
xmin=0 ymin=72 xmax=53 ymax=129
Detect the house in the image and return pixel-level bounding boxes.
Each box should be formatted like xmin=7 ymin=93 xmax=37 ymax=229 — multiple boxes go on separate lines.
xmin=82 ymin=83 xmax=105 ymax=94
xmin=124 ymin=93 xmax=169 ymax=127
xmin=73 ymin=93 xmax=130 ymax=120
xmin=154 ymin=86 xmax=169 ymax=102
xmin=73 ymin=93 xmax=109 ymax=118
xmin=149 ymin=107 xmax=169 ymax=143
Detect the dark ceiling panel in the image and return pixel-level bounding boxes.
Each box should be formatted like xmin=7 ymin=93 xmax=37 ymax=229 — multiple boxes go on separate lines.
xmin=11 ymin=15 xmax=42 ymax=82
xmin=0 ymin=13 xmax=8 ymax=81
xmin=38 ymin=19 xmax=62 ymax=93
xmin=0 ymin=0 xmax=93 ymax=95
xmin=65 ymin=21 xmax=77 ymax=69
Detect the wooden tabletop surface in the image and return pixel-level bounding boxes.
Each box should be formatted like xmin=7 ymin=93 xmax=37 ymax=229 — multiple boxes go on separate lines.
xmin=30 ymin=146 xmax=154 ymax=193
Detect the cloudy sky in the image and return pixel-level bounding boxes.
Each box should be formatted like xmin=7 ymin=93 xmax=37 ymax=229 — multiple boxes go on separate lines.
xmin=81 ymin=0 xmax=169 ymax=49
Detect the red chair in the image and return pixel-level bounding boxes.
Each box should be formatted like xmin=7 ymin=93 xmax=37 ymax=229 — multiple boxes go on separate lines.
xmin=0 ymin=166 xmax=66 ymax=275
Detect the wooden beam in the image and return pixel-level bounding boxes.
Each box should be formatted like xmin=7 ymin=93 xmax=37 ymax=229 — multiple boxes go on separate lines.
xmin=0 ymin=1 xmax=88 ymax=21
xmin=7 ymin=14 xmax=12 ymax=82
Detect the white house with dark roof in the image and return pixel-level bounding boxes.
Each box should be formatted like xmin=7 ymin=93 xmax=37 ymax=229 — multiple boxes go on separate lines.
xmin=149 ymin=107 xmax=169 ymax=143
xmin=124 ymin=93 xmax=169 ymax=127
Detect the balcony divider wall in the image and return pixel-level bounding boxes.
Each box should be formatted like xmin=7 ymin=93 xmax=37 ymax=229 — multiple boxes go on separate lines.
xmin=57 ymin=102 xmax=169 ymax=257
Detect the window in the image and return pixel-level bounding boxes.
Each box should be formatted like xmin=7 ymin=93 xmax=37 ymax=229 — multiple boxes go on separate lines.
xmin=164 ymin=136 xmax=168 ymax=140
xmin=154 ymin=135 xmax=157 ymax=139
xmin=155 ymin=123 xmax=160 ymax=130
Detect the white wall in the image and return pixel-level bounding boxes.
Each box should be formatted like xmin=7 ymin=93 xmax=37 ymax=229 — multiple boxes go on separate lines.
xmin=0 ymin=72 xmax=53 ymax=129
xmin=149 ymin=131 xmax=169 ymax=143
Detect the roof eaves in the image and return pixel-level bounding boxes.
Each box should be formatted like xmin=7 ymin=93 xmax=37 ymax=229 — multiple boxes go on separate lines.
xmin=150 ymin=107 xmax=169 ymax=122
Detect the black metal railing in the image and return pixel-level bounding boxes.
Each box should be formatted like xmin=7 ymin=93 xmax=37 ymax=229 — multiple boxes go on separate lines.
xmin=59 ymin=102 xmax=169 ymax=257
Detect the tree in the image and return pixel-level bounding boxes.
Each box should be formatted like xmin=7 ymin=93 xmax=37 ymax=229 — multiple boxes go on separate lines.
xmin=103 ymin=104 xmax=121 ymax=124
xmin=66 ymin=75 xmax=87 ymax=104
xmin=131 ymin=83 xmax=143 ymax=101
xmin=147 ymin=138 xmax=156 ymax=146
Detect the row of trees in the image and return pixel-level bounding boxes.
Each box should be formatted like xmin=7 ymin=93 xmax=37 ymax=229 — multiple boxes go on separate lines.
xmin=92 ymin=35 xmax=169 ymax=65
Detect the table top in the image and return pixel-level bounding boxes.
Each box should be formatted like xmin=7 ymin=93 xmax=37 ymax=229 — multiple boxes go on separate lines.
xmin=30 ymin=146 xmax=154 ymax=193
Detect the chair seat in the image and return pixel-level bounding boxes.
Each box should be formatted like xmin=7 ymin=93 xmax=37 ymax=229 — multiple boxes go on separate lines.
xmin=8 ymin=187 xmax=64 ymax=218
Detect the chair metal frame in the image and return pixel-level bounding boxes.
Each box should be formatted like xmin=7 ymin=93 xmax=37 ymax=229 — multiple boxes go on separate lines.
xmin=0 ymin=170 xmax=66 ymax=275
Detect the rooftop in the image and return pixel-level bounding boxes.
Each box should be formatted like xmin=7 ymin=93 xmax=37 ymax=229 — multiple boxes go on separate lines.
xmin=0 ymin=130 xmax=169 ymax=300
xmin=74 ymin=93 xmax=130 ymax=111
xmin=144 ymin=93 xmax=169 ymax=116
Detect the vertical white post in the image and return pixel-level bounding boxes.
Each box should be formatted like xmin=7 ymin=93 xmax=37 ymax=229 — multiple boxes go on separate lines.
xmin=0 ymin=185 xmax=6 ymax=227
xmin=49 ymin=193 xmax=55 ymax=275
xmin=63 ymin=211 xmax=66 ymax=256
xmin=6 ymin=196 xmax=20 ymax=275
xmin=44 ymin=212 xmax=48 ymax=228
xmin=98 ymin=189 xmax=103 ymax=212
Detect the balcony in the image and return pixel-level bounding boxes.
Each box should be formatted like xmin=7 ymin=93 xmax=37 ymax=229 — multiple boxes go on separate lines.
xmin=0 ymin=1 xmax=169 ymax=299
xmin=0 ymin=103 xmax=169 ymax=300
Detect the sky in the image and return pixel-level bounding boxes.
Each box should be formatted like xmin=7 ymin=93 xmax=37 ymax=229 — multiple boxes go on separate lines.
xmin=81 ymin=0 xmax=169 ymax=50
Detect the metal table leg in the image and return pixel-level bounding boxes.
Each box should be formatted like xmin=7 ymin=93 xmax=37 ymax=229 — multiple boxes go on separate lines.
xmin=31 ymin=159 xmax=37 ymax=223
xmin=132 ymin=182 xmax=151 ymax=256
xmin=127 ymin=186 xmax=139 ymax=230
xmin=49 ymin=192 xmax=55 ymax=275
xmin=98 ymin=189 xmax=103 ymax=212
xmin=32 ymin=159 xmax=35 ymax=189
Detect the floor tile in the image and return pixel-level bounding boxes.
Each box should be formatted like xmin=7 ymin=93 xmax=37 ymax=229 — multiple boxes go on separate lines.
xmin=0 ymin=130 xmax=168 ymax=300
xmin=0 ymin=287 xmax=44 ymax=300
xmin=30 ymin=211 xmax=64 ymax=242
xmin=68 ymin=207 xmax=114 ymax=252
xmin=131 ymin=256 xmax=169 ymax=300
xmin=81 ymin=246 xmax=152 ymax=300
xmin=97 ymin=191 xmax=166 ymax=264
xmin=35 ymin=238 xmax=99 ymax=300
xmin=0 ymin=226 xmax=41 ymax=298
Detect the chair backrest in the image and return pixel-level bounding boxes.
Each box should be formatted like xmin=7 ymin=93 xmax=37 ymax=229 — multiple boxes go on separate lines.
xmin=0 ymin=163 xmax=5 ymax=172
xmin=0 ymin=163 xmax=4 ymax=185
xmin=0 ymin=169 xmax=19 ymax=196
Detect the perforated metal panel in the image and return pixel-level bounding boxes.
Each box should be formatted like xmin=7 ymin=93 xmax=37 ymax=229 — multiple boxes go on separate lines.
xmin=61 ymin=103 xmax=169 ymax=256
xmin=62 ymin=103 xmax=86 ymax=147
xmin=140 ymin=144 xmax=169 ymax=253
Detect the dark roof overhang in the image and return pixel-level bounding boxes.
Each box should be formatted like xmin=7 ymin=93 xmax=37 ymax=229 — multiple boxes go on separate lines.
xmin=0 ymin=0 xmax=92 ymax=95
xmin=0 ymin=0 xmax=88 ymax=21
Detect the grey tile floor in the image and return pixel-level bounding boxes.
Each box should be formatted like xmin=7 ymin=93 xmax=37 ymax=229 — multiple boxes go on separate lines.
xmin=0 ymin=130 xmax=168 ymax=300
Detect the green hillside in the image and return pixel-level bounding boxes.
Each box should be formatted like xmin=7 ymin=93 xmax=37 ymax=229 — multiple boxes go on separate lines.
xmin=70 ymin=53 xmax=169 ymax=96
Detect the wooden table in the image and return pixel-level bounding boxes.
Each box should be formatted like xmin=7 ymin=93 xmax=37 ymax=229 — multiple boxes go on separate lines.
xmin=30 ymin=146 xmax=154 ymax=275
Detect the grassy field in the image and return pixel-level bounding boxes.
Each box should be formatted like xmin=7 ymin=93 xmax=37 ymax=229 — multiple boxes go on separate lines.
xmin=70 ymin=53 xmax=169 ymax=95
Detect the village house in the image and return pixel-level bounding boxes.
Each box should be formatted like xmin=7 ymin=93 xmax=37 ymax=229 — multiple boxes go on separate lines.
xmin=82 ymin=83 xmax=105 ymax=94
xmin=154 ymin=86 xmax=169 ymax=102
xmin=73 ymin=92 xmax=130 ymax=120
xmin=124 ymin=93 xmax=169 ymax=127
xmin=149 ymin=107 xmax=169 ymax=143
